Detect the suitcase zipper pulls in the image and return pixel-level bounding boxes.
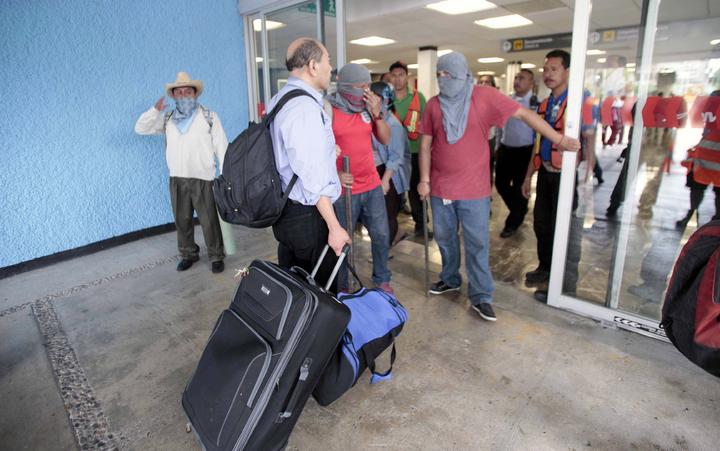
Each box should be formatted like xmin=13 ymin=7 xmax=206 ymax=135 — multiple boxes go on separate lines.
xmin=235 ymin=267 xmax=250 ymax=279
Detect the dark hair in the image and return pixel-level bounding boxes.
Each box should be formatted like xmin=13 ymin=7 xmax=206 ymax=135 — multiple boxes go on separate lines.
xmin=286 ymin=39 xmax=324 ymax=71
xmin=519 ymin=68 xmax=534 ymax=79
xmin=545 ymin=49 xmax=570 ymax=69
xmin=389 ymin=60 xmax=408 ymax=74
xmin=478 ymin=74 xmax=496 ymax=88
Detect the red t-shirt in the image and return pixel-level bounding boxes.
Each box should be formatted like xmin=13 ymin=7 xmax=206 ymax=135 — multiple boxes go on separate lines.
xmin=333 ymin=107 xmax=381 ymax=195
xmin=419 ymin=86 xmax=521 ymax=200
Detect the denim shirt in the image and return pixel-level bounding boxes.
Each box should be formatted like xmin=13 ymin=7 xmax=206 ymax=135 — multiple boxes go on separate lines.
xmin=268 ymin=77 xmax=341 ymax=205
xmin=371 ymin=113 xmax=410 ymax=194
xmin=502 ymin=90 xmax=535 ymax=147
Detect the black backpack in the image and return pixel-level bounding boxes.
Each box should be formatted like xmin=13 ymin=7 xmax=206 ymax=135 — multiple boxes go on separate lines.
xmin=661 ymin=220 xmax=720 ymax=378
xmin=213 ymin=89 xmax=313 ymax=228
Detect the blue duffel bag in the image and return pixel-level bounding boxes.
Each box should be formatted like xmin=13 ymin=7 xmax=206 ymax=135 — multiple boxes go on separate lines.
xmin=312 ymin=281 xmax=408 ymax=406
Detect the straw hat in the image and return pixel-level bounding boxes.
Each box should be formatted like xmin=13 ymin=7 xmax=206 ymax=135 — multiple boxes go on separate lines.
xmin=165 ymin=71 xmax=203 ymax=97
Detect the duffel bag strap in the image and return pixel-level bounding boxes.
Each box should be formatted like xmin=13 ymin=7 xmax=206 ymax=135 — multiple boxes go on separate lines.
xmin=364 ymin=341 xmax=397 ymax=385
xmin=343 ymin=257 xmax=364 ymax=288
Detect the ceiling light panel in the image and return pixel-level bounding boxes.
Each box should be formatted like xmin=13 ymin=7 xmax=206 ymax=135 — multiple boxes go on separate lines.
xmin=252 ymin=19 xmax=285 ymax=32
xmin=350 ymin=36 xmax=396 ymax=46
xmin=426 ymin=0 xmax=497 ymax=15
xmin=474 ymin=14 xmax=532 ymax=29
xmin=478 ymin=57 xmax=505 ymax=63
xmin=350 ymin=58 xmax=378 ymax=64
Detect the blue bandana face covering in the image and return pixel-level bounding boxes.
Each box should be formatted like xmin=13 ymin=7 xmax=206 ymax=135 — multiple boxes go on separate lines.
xmin=174 ymin=97 xmax=198 ymax=119
xmin=171 ymin=97 xmax=198 ymax=134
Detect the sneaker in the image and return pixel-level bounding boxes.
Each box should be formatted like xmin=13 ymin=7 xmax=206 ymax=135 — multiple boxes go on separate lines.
xmin=177 ymin=259 xmax=197 ymax=271
xmin=472 ymin=303 xmax=496 ymax=321
xmin=429 ymin=280 xmax=460 ymax=295
xmin=377 ymin=282 xmax=394 ymax=295
xmin=525 ymin=267 xmax=550 ymax=284
xmin=211 ymin=261 xmax=225 ymax=274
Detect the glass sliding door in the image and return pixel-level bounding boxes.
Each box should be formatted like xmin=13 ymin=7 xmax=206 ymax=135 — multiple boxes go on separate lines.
xmin=550 ymin=0 xmax=720 ymax=339
xmin=244 ymin=0 xmax=344 ymax=117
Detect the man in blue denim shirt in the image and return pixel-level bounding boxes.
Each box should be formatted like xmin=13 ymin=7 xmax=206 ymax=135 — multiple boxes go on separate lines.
xmin=267 ymin=38 xmax=350 ymax=290
xmin=371 ymin=81 xmax=411 ymax=248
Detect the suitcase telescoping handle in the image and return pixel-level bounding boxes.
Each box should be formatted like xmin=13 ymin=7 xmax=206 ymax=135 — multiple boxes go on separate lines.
xmin=311 ymin=244 xmax=350 ymax=291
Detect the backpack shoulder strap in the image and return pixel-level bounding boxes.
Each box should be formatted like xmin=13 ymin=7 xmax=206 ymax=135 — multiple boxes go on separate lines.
xmin=264 ymin=89 xmax=316 ymax=125
xmin=163 ymin=111 xmax=173 ymax=131
xmin=200 ymin=105 xmax=213 ymax=129
xmin=323 ymin=99 xmax=334 ymax=123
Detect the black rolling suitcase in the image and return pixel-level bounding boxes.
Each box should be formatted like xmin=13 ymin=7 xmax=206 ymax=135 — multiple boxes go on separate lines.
xmin=182 ymin=246 xmax=351 ymax=451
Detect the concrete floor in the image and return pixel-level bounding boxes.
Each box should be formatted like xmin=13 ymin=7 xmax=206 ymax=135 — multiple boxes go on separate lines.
xmin=2 ymin=197 xmax=719 ymax=451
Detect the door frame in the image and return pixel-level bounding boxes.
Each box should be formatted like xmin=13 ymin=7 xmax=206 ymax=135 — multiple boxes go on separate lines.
xmin=546 ymin=0 xmax=668 ymax=341
xmin=242 ymin=0 xmax=346 ymax=121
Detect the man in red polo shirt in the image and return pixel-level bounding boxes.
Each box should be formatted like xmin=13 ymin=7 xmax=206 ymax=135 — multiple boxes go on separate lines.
xmin=418 ymin=52 xmax=579 ymax=321
xmin=328 ymin=63 xmax=393 ymax=292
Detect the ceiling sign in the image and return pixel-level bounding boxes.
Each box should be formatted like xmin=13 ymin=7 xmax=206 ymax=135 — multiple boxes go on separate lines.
xmin=589 ymin=26 xmax=640 ymax=45
xmin=299 ymin=0 xmax=337 ymax=17
xmin=502 ymin=32 xmax=572 ymax=53
xmin=504 ymin=24 xmax=672 ymax=53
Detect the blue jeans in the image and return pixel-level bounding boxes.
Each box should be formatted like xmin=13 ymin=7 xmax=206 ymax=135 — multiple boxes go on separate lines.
xmin=334 ymin=186 xmax=391 ymax=287
xmin=430 ymin=196 xmax=493 ymax=305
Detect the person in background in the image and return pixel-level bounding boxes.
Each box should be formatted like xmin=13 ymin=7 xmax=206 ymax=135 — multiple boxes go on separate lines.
xmin=328 ymin=63 xmax=394 ymax=294
xmin=495 ymin=68 xmax=537 ymax=238
xmin=135 ymin=71 xmax=228 ymax=273
xmin=389 ymin=60 xmax=430 ymax=238
xmin=478 ymin=74 xmax=500 ymax=187
xmin=371 ymin=81 xmax=411 ymax=249
xmin=521 ymin=50 xmax=586 ymax=302
xmin=676 ymin=90 xmax=720 ymax=229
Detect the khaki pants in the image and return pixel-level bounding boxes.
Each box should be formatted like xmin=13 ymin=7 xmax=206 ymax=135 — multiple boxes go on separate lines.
xmin=169 ymin=177 xmax=224 ymax=262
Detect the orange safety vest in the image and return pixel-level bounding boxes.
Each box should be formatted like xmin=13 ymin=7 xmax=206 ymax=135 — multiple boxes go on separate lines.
xmin=533 ymin=96 xmax=568 ymax=170
xmin=532 ymin=96 xmax=590 ymax=170
xmin=402 ymin=91 xmax=421 ymax=141
xmin=690 ymin=130 xmax=720 ymax=186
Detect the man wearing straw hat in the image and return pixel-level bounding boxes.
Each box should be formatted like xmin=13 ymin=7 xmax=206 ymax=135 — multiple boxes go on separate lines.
xmin=135 ymin=71 xmax=228 ymax=273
